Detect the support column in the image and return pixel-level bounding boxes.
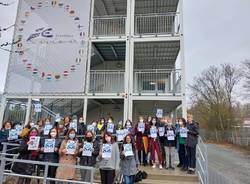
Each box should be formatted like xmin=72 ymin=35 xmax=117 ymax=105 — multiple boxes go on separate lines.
xmin=179 ymin=0 xmax=187 ymax=119
xmin=83 ymin=98 xmax=88 ymax=122
xmin=24 ymin=97 xmax=32 ymax=125
xmin=0 ymin=96 xmax=6 ymax=128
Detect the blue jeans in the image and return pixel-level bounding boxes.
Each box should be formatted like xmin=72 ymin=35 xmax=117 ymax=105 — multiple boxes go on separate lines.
xmin=123 ymin=175 xmax=135 ymax=184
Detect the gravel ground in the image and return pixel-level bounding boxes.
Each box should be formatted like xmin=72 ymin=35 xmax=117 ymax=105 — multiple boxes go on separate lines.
xmin=207 ymin=143 xmax=250 ymax=184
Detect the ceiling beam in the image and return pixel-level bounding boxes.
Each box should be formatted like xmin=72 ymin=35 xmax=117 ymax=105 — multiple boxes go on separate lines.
xmin=92 ymin=44 xmax=105 ymax=63
xmin=110 ymin=45 xmax=118 ymax=59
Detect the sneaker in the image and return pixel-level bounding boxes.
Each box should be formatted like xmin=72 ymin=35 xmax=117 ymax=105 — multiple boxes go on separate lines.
xmin=170 ymin=166 xmax=175 ymax=170
xmin=152 ymin=164 xmax=156 ymax=168
xmin=177 ymin=163 xmax=182 ymax=168
xmin=187 ymin=170 xmax=195 ymax=175
xmin=159 ymin=164 xmax=163 ymax=170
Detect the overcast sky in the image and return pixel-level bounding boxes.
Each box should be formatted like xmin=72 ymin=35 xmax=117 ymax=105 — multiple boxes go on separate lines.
xmin=0 ymin=0 xmax=250 ymax=94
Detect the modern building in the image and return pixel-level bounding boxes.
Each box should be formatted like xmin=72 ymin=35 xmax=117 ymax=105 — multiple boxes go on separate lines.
xmin=0 ymin=0 xmax=186 ymax=126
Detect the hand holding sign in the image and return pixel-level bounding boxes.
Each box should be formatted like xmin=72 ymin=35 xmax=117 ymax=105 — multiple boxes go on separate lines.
xmin=102 ymin=144 xmax=112 ymax=158
xmin=66 ymin=140 xmax=77 ymax=155
xmin=44 ymin=139 xmax=55 ymax=153
xmin=28 ymin=136 xmax=40 ymax=150
xmin=123 ymin=144 xmax=134 ymax=157
xmin=167 ymin=130 xmax=175 ymax=141
xmin=82 ymin=142 xmax=93 ymax=156
xmin=180 ymin=128 xmax=188 ymax=138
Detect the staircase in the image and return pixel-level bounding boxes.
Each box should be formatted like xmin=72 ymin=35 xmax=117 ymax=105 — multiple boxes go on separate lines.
xmin=138 ymin=166 xmax=200 ymax=184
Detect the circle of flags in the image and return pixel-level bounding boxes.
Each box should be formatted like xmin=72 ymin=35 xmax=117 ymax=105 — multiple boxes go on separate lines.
xmin=15 ymin=1 xmax=87 ymax=82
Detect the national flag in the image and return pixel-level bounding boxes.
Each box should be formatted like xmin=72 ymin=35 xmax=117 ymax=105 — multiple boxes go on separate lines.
xmin=58 ymin=3 xmax=63 ymax=7
xmin=26 ymin=63 xmax=32 ymax=70
xmin=79 ymin=49 xmax=84 ymax=55
xmin=17 ymin=43 xmax=22 ymax=48
xmin=25 ymin=11 xmax=30 ymax=17
xmin=30 ymin=6 xmax=36 ymax=11
xmin=20 ymin=20 xmax=26 ymax=24
xmin=41 ymin=72 xmax=45 ymax=79
xmin=38 ymin=2 xmax=42 ymax=8
xmin=47 ymin=73 xmax=52 ymax=80
xmin=65 ymin=5 xmax=70 ymax=11
xmin=32 ymin=68 xmax=38 ymax=75
xmin=75 ymin=58 xmax=81 ymax=65
xmin=80 ymin=32 xmax=85 ymax=37
xmin=70 ymin=65 xmax=76 ymax=72
xmin=55 ymin=74 xmax=60 ymax=80
xmin=51 ymin=1 xmax=57 ymax=6
xmin=22 ymin=59 xmax=27 ymax=63
xmin=63 ymin=70 xmax=69 ymax=77
xmin=74 ymin=17 xmax=80 ymax=21
xmin=18 ymin=28 xmax=23 ymax=32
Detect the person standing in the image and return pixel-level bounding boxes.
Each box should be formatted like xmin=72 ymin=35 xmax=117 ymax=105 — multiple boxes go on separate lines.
xmin=99 ymin=132 xmax=120 ymax=184
xmin=186 ymin=114 xmax=199 ymax=174
xmin=120 ymin=134 xmax=139 ymax=184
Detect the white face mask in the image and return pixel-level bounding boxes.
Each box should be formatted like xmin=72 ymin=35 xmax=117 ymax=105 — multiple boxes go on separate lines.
xmin=139 ymin=119 xmax=143 ymax=123
xmin=152 ymin=120 xmax=156 ymax=124
xmin=30 ymin=123 xmax=34 ymax=127
xmin=101 ymin=120 xmax=104 ymax=123
xmin=108 ymin=120 xmax=112 ymax=123
xmin=45 ymin=121 xmax=50 ymax=125
xmin=92 ymin=122 xmax=97 ymax=127
xmin=79 ymin=119 xmax=84 ymax=123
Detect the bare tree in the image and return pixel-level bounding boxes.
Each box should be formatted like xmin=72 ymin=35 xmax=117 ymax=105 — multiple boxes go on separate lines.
xmin=189 ymin=64 xmax=242 ymax=132
xmin=243 ymin=60 xmax=250 ymax=95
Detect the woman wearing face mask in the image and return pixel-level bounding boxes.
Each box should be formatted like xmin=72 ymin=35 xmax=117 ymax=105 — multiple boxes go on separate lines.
xmin=12 ymin=127 xmax=40 ymax=184
xmin=135 ymin=116 xmax=149 ymax=166
xmin=99 ymin=132 xmax=120 ymax=184
xmin=57 ymin=121 xmax=66 ymax=139
xmin=0 ymin=121 xmax=13 ymax=151
xmin=177 ymin=118 xmax=188 ymax=171
xmin=164 ymin=118 xmax=176 ymax=170
xmin=97 ymin=118 xmax=106 ymax=132
xmin=41 ymin=127 xmax=61 ymax=184
xmin=37 ymin=119 xmax=44 ymax=135
xmin=149 ymin=117 xmax=163 ymax=169
xmin=120 ymin=134 xmax=139 ymax=184
xmin=56 ymin=129 xmax=79 ymax=183
xmin=78 ymin=116 xmax=87 ymax=136
xmin=79 ymin=131 xmax=100 ymax=183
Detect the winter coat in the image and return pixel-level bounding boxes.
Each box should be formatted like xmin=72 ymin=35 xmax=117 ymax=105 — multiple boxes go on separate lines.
xmin=56 ymin=139 xmax=80 ymax=180
xmin=185 ymin=121 xmax=199 ymax=148
xmin=164 ymin=125 xmax=176 ymax=147
xmin=12 ymin=136 xmax=40 ymax=175
xmin=120 ymin=147 xmax=138 ymax=176
xmin=79 ymin=139 xmax=100 ymax=166
xmin=135 ymin=123 xmax=149 ymax=151
xmin=41 ymin=138 xmax=61 ymax=163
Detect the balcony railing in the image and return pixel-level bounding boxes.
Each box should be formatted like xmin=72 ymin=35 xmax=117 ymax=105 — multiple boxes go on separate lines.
xmin=92 ymin=16 xmax=126 ymax=37
xmin=133 ymin=69 xmax=181 ymax=94
xmin=89 ymin=70 xmax=125 ymax=93
xmin=135 ymin=13 xmax=180 ymax=36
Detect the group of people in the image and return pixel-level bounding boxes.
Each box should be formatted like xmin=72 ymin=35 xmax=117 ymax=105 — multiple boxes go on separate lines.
xmin=0 ymin=114 xmax=199 ymax=184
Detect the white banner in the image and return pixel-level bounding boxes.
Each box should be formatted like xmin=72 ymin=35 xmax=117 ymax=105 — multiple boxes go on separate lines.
xmin=5 ymin=0 xmax=91 ymax=94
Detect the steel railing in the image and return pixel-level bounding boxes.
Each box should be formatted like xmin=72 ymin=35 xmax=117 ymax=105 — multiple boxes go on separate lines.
xmin=196 ymin=137 xmax=209 ymax=184
xmin=133 ymin=69 xmax=181 ymax=94
xmin=0 ymin=142 xmax=96 ymax=184
xmin=92 ymin=16 xmax=126 ymax=37
xmin=89 ymin=70 xmax=125 ymax=93
xmin=135 ymin=13 xmax=180 ymax=36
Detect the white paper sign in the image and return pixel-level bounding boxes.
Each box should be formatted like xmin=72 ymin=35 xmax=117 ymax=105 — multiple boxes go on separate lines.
xmin=82 ymin=142 xmax=93 ymax=157
xmin=55 ymin=114 xmax=61 ymax=122
xmin=9 ymin=129 xmax=18 ymax=140
xmin=69 ymin=122 xmax=77 ymax=132
xmin=124 ymin=144 xmax=134 ymax=157
xmin=66 ymin=140 xmax=77 ymax=155
xmin=107 ymin=123 xmax=114 ymax=133
xmin=159 ymin=127 xmax=165 ymax=137
xmin=150 ymin=127 xmax=157 ymax=138
xmin=156 ymin=109 xmax=163 ymax=118
xmin=44 ymin=124 xmax=53 ymax=135
xmin=138 ymin=122 xmax=145 ymax=132
xmin=15 ymin=125 xmax=23 ymax=135
xmin=102 ymin=144 xmax=112 ymax=158
xmin=44 ymin=139 xmax=55 ymax=153
xmin=34 ymin=103 xmax=42 ymax=112
xmin=116 ymin=129 xmax=125 ymax=142
xmin=167 ymin=130 xmax=175 ymax=141
xmin=28 ymin=136 xmax=40 ymax=150
xmin=32 ymin=124 xmax=39 ymax=129
xmin=180 ymin=128 xmax=188 ymax=138
xmin=87 ymin=125 xmax=95 ymax=133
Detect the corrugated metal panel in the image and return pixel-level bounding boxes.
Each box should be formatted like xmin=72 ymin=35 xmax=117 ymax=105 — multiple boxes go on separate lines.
xmin=94 ymin=0 xmax=127 ymax=16
xmin=134 ymin=41 xmax=180 ymax=69
xmin=135 ymin=0 xmax=179 ymax=14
